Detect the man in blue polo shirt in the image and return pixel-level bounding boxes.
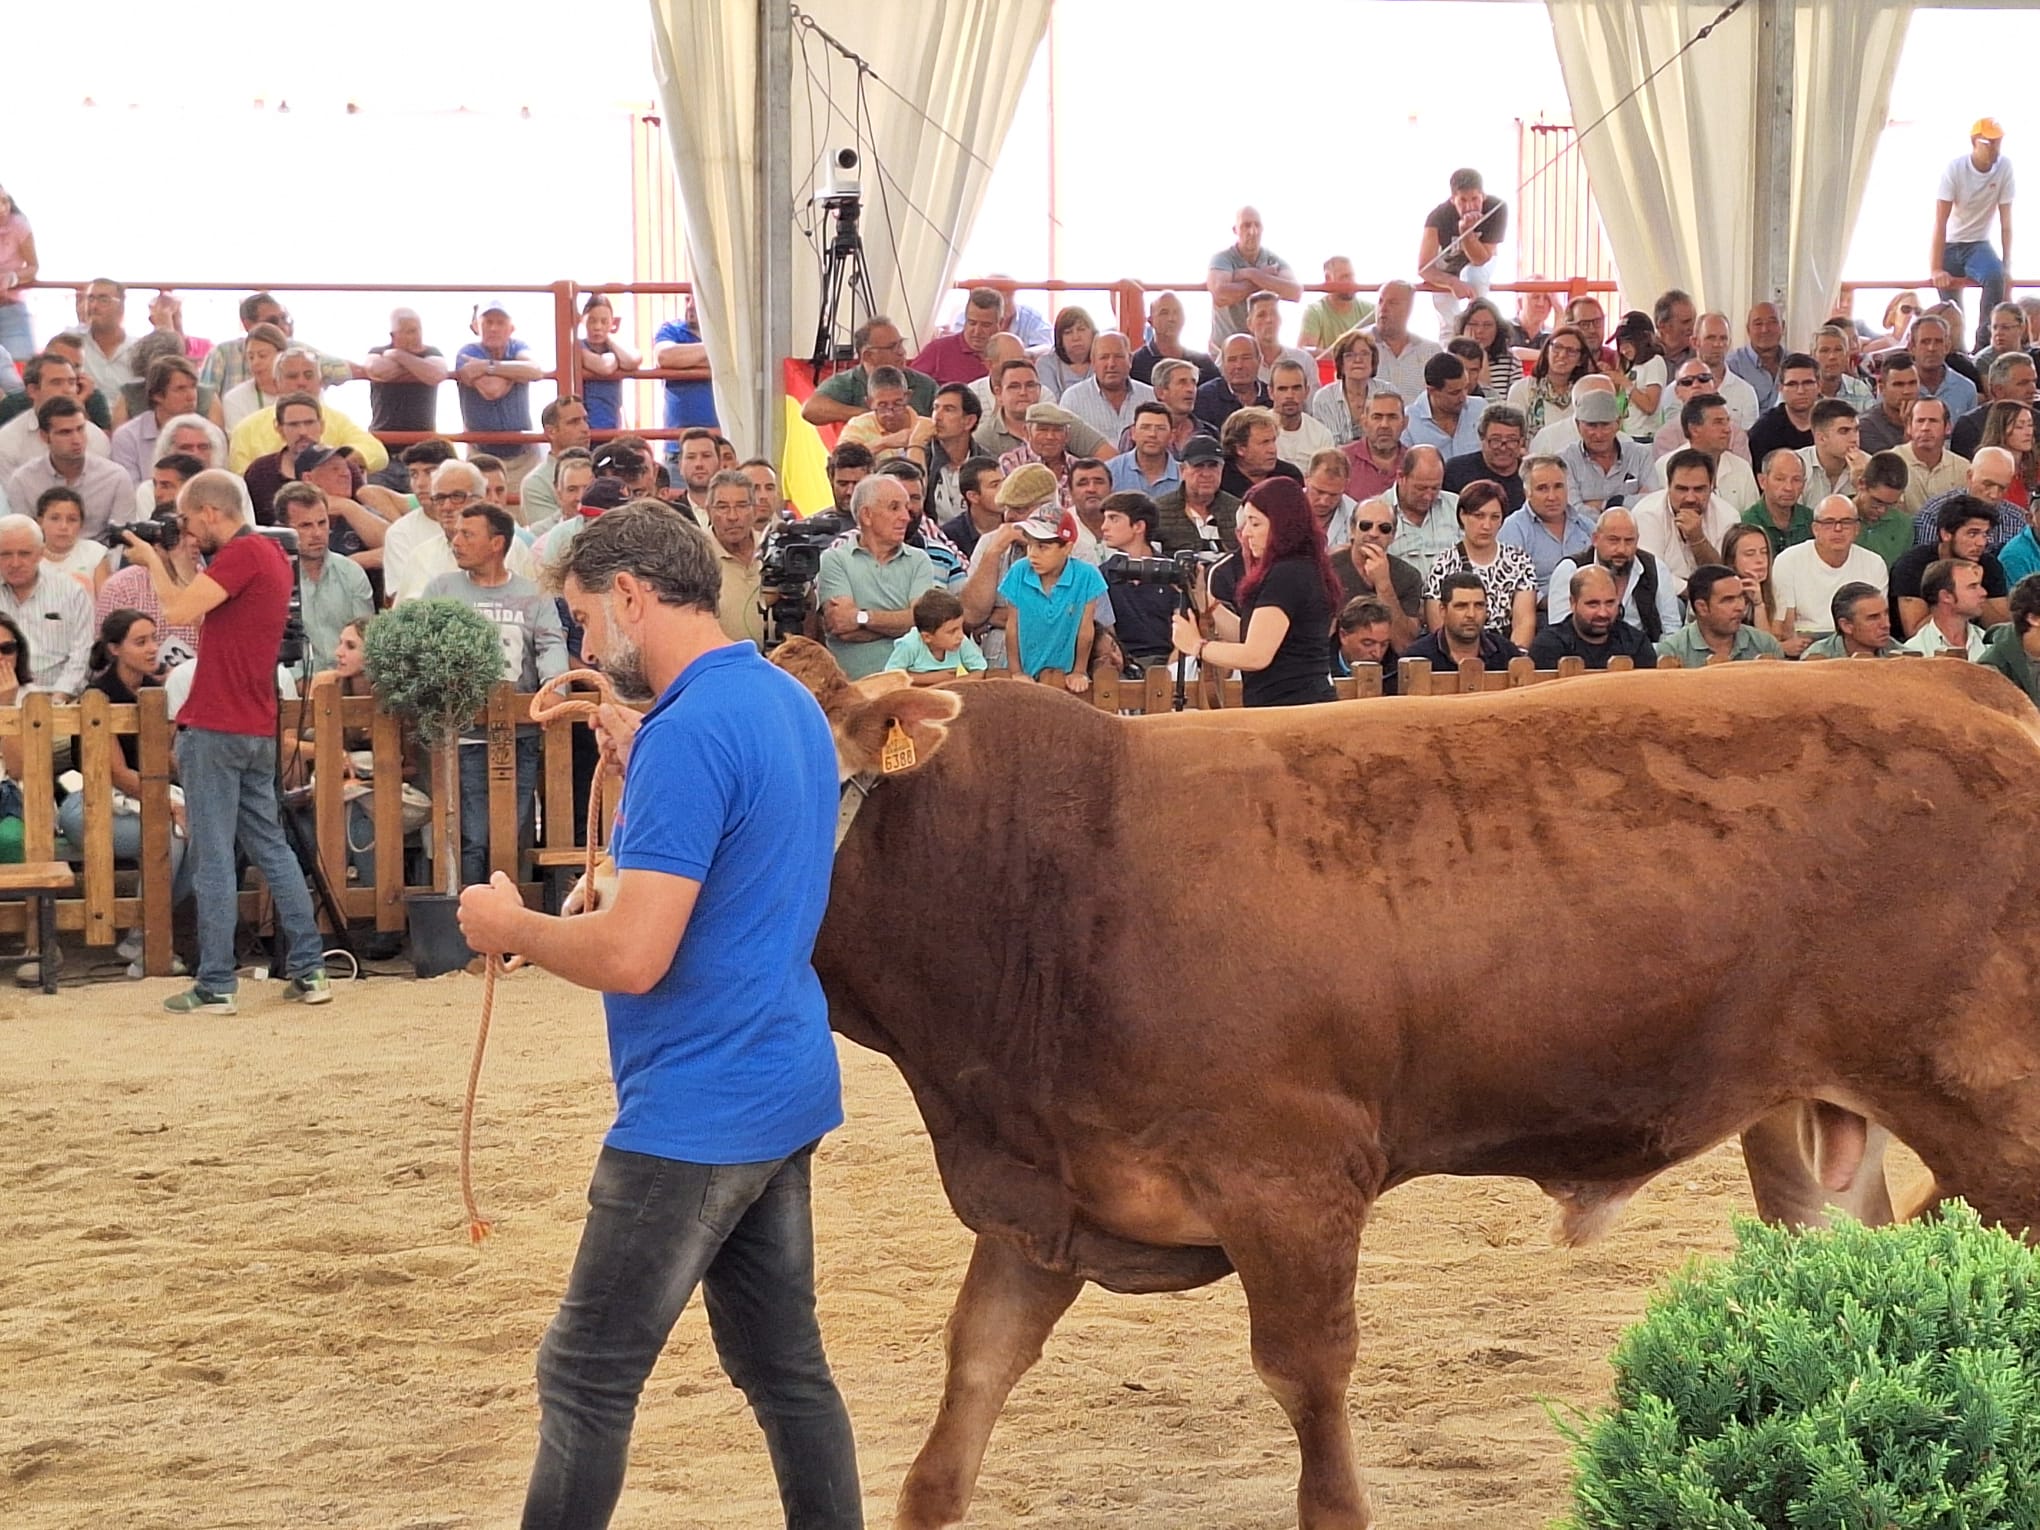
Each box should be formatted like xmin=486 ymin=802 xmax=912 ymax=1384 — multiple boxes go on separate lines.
xmin=457 ymin=500 xmax=861 ymax=1529
xmin=455 ymin=299 xmax=544 ymax=487
xmin=653 ymin=293 xmax=719 ymax=440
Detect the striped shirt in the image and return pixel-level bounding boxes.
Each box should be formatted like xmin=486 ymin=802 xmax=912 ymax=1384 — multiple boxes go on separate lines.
xmin=0 ymin=568 xmax=96 ymax=697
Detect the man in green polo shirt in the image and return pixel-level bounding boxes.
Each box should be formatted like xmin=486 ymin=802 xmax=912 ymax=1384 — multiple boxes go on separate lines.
xmin=800 ymin=315 xmax=939 ymax=427
xmin=815 ymin=474 xmax=937 ymax=678
xmin=1852 ymin=452 xmax=1916 ymax=568
xmin=1740 ymin=448 xmax=1813 ymax=555
xmin=1655 ymin=563 xmax=1785 ymax=664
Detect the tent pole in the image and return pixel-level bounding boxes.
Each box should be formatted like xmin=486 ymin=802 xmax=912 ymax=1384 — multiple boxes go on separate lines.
xmin=1751 ymin=0 xmax=1794 ymax=312
xmin=757 ymin=0 xmax=793 ymax=464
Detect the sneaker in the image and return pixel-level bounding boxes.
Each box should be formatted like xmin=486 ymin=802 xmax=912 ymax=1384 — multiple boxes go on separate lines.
xmin=282 ymin=969 xmax=333 ymax=1006
xmin=163 ymin=985 xmax=237 ymax=1016
xmin=116 ymin=930 xmax=144 ymax=964
xmin=127 ymin=957 xmax=187 ymax=981
xmin=14 ymin=949 xmax=61 ymax=988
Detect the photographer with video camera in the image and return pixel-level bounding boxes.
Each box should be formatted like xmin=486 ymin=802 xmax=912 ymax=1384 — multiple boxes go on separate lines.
xmin=123 ymin=467 xmax=332 ymax=1015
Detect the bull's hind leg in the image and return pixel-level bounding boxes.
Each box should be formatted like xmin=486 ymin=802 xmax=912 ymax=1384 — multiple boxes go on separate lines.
xmin=893 ymin=1234 xmax=1083 ymax=1530
xmin=1739 ymin=1103 xmax=1896 ymax=1228
xmin=1223 ymin=1194 xmax=1373 ymax=1530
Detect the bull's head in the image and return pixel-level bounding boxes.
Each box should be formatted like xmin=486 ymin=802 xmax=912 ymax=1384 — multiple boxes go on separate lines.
xmin=772 ymin=637 xmax=961 ymax=782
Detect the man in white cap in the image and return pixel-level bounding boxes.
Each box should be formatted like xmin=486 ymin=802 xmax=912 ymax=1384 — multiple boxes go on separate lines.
xmin=1556 ymin=389 xmax=1653 ymax=515
xmin=455 ymin=299 xmax=543 ymax=489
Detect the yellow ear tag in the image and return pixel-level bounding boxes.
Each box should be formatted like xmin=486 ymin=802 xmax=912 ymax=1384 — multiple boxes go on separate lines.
xmin=881 ymin=719 xmax=917 ymax=774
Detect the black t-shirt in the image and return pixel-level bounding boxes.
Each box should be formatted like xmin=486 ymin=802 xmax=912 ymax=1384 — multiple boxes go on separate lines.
xmin=1238 ymin=557 xmax=1334 ymax=707
xmin=1130 ymin=343 xmax=1220 ymax=386
xmin=88 ymin=669 xmax=148 ymax=772
xmin=1528 ymin=618 xmax=1657 ymax=670
xmin=1333 ymin=548 xmax=1425 ymax=619
xmin=1441 ymin=451 xmax=1525 ymax=510
xmin=367 ymin=345 xmax=446 ymax=434
xmin=1746 ymin=406 xmax=1815 ymax=467
xmin=1888 ymin=542 xmax=2006 ymax=631
xmin=1425 ymin=197 xmax=1508 ymax=275
xmin=1108 ymin=578 xmax=1176 ymax=663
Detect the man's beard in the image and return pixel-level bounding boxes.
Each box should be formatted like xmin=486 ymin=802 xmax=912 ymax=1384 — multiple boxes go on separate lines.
xmin=598 ymin=596 xmax=655 ymax=701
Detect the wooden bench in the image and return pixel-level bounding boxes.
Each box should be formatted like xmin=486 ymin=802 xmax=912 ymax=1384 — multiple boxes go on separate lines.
xmin=0 ymin=861 xmax=82 ymax=994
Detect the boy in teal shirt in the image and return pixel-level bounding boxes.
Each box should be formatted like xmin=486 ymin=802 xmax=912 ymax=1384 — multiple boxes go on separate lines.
xmin=997 ymin=509 xmax=1107 ymax=692
xmin=885 ymin=588 xmax=988 ymax=685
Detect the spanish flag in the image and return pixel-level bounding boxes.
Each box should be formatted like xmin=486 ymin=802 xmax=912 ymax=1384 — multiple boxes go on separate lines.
xmin=780 ymin=361 xmax=839 ymax=516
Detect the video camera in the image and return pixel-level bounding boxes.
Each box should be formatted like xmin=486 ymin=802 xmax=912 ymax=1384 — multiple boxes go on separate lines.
xmin=249 ymin=525 xmax=307 ymax=671
xmin=1099 ymin=548 xmax=1224 ymax=598
xmin=757 ymin=511 xmax=850 ymax=649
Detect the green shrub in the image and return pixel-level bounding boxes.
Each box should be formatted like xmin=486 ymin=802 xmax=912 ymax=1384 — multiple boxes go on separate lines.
xmin=1556 ymin=1203 xmax=2040 ymax=1529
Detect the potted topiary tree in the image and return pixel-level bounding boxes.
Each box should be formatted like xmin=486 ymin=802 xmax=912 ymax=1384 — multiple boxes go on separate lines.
xmin=1556 ymin=1201 xmax=2040 ymax=1527
xmin=363 ymin=597 xmax=504 ymax=977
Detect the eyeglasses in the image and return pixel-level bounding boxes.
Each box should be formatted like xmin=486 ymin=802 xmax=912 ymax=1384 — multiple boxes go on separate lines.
xmin=428 ymin=491 xmax=475 ymax=507
xmin=1811 ymin=517 xmax=1859 ymax=528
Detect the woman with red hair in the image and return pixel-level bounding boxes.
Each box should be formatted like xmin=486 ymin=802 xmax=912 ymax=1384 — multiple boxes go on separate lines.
xmin=1171 ymin=477 xmax=1340 ymax=706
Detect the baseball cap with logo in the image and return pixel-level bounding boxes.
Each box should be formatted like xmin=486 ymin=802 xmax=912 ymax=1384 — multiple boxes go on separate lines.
xmin=1180 ymin=435 xmax=1223 ymax=466
xmin=1015 ymin=508 xmax=1080 ymax=545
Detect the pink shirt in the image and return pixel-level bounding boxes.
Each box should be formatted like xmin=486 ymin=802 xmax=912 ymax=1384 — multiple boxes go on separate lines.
xmin=0 ymin=213 xmax=27 ymax=304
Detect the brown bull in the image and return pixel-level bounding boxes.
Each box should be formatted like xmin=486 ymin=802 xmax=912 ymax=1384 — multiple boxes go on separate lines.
xmin=773 ymin=640 xmax=2037 ymax=1529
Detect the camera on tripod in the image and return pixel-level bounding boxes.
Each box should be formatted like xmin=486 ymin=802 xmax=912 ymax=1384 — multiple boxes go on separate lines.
xmin=250 ymin=525 xmax=308 ymax=670
xmin=756 ymin=511 xmax=850 ymax=649
xmin=817 ymin=148 xmax=861 ymax=208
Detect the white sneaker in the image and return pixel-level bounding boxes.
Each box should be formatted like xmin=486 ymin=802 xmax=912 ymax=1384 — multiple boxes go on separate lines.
xmin=127 ymin=957 xmax=187 ymax=980
xmin=116 ymin=930 xmax=144 ymax=963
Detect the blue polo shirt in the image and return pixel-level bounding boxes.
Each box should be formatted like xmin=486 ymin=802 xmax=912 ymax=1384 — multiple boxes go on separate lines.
xmin=1108 ymin=452 xmax=1182 ymax=499
xmin=998 ymin=555 xmax=1108 ymax=676
xmin=602 ymin=643 xmax=843 ymax=1164
xmin=654 ymin=318 xmax=720 ymax=430
xmin=455 ymin=339 xmax=534 ymax=437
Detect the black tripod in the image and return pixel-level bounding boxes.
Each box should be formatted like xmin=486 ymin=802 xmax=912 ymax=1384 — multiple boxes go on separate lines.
xmin=811 ymin=194 xmax=878 ymax=370
xmin=269 ymin=546 xmax=356 ymax=972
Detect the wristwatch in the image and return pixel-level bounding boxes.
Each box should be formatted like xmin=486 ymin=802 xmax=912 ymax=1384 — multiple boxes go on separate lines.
xmin=856 ymin=609 xmax=870 ymax=628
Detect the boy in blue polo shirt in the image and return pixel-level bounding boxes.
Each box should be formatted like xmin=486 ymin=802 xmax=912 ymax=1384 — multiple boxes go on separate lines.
xmin=997 ymin=508 xmax=1108 ymax=692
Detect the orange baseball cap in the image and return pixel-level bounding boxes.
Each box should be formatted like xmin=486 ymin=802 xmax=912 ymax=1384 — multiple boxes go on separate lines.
xmin=1972 ymin=118 xmax=2006 ymax=142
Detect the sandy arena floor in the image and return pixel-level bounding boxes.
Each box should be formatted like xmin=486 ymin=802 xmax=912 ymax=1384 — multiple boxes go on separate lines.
xmin=0 ymin=966 xmax=1795 ymax=1528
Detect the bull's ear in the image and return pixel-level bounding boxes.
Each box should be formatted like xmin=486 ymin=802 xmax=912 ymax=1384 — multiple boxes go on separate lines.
xmin=842 ymin=686 xmax=963 ymax=776
xmin=772 ymin=637 xmax=849 ymax=701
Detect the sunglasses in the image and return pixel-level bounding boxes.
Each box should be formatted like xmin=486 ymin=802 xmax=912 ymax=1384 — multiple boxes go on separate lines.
xmin=1351 ymin=520 xmax=1394 ymax=533
xmin=0 ymin=642 xmax=18 ymax=656
xmin=1675 ymin=375 xmax=1714 ymax=386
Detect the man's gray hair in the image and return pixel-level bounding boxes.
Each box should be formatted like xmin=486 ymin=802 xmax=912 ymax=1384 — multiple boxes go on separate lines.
xmin=1366 ymin=382 xmax=1405 ymax=404
xmin=850 ymin=474 xmax=905 ymax=520
xmin=432 ymin=459 xmax=486 ymax=495
xmin=1150 ymin=358 xmax=1196 ymax=393
xmin=158 ymin=412 xmax=227 ymax=461
xmin=707 ymin=468 xmax=754 ymax=498
xmin=1988 ymin=350 xmax=2036 ymax=387
xmin=0 ymin=513 xmax=43 ymax=548
xmin=1270 ymin=359 xmax=1310 ymax=383
xmin=544 ymin=498 xmax=720 ymax=613
xmin=180 ymin=468 xmax=250 ymax=523
xmin=276 ymin=344 xmax=322 ymax=376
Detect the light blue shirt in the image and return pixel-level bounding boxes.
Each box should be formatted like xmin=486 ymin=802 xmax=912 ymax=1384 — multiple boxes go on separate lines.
xmin=885 ymin=627 xmax=987 ymax=674
xmin=1402 ymin=392 xmax=1484 ymax=459
xmin=1727 ymin=345 xmax=1782 ymax=412
xmin=996 ymin=555 xmax=1108 ymax=676
xmin=2000 ymin=526 xmax=2040 ymax=587
xmin=1498 ymin=504 xmax=1599 ymax=598
xmin=1920 ymin=366 xmax=1980 ymax=418
xmin=1108 ymin=451 xmax=1182 ymax=500
xmin=1382 ymin=484 xmax=1463 ymax=582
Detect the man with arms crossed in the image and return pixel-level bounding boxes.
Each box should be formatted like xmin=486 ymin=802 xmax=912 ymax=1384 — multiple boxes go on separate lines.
xmin=457 ymin=501 xmax=862 ymax=1528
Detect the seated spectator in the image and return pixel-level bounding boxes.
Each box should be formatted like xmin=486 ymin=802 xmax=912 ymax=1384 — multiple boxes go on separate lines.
xmin=1341 ymin=385 xmax=1408 ymax=504
xmin=974 ymin=358 xmax=1109 ymax=463
xmin=5 ymin=396 xmax=132 ymax=538
xmin=1421 ymin=480 xmax=1538 ymax=648
xmin=1548 ymin=509 xmax=1680 ymax=641
xmin=816 ymin=474 xmax=938 ymax=679
xmin=1404 ymin=572 xmax=1520 ymax=671
xmin=1771 ymin=495 xmax=1890 ymax=637
xmin=1852 ymin=450 xmax=1918 ymax=568
xmin=217 ymin=321 xmax=292 ymax=429
xmin=1107 ymin=402 xmax=1182 ymax=500
xmin=108 ymin=332 xmax=218 ymax=427
xmin=1977 ymin=573 xmax=2040 ymax=702
xmin=1811 ymin=323 xmax=1874 ymax=410
xmin=1243 ymin=291 xmax=1314 ymax=389
xmin=1061 ymin=332 xmax=1153 ymax=442
xmin=454 ymin=301 xmax=543 ymax=486
xmin=1000 ymin=506 xmax=1106 ymax=691
xmin=1796 ymin=398 xmax=1867 ymax=501
xmin=1309 ymin=328 xmax=1381 ymax=445
xmin=967 ymin=333 xmax=1026 ymax=416
xmin=364 ymin=308 xmax=449 ymax=437
xmin=1442 ymin=403 xmax=1528 ymax=511
xmin=802 ymin=315 xmax=939 ymax=426
xmin=1631 ymin=446 xmax=1738 ymax=596
xmin=538 ymin=473 xmax=625 ymax=563
xmin=1746 ymin=352 xmax=1821 ymax=467
xmin=1403 ymin=352 xmax=1482 ymax=459
xmin=35 ymin=333 xmax=114 ymax=431
xmin=1857 ymin=350 xmax=1919 ymax=455
xmin=518 ymin=396 xmax=593 ymax=530
xmin=124 ymin=415 xmax=226 ymax=525
xmin=273 ymin=484 xmax=375 ymax=680
xmin=1802 ymin=582 xmax=1899 ymax=659
xmin=1898 ymin=556 xmax=1989 ymax=658
xmin=1066 ymin=458 xmax=1113 ymax=556
xmin=1301 ymin=256 xmax=1375 ymax=356
xmin=109 ymin=355 xmax=212 ymax=483
xmin=1151 ymin=437 xmax=1240 ymax=557
xmin=1000 ymin=402 xmax=1085 ymax=506
xmin=1146 ymin=357 xmax=1214 ymax=458
xmin=1218 ymin=405 xmax=1283 ymax=499
xmin=1611 ymin=311 xmax=1668 ymax=439
xmin=1890 ymin=492 xmax=2010 ymax=637
xmin=0 ymin=610 xmax=40 ymax=862
xmin=96 ymin=494 xmax=202 ymax=666
xmin=1529 ymin=373 xmax=1618 ymax=457
xmin=0 ymin=511 xmax=92 ymax=697
xmin=1332 ymin=496 xmax=1424 ymax=652
xmin=528 ymin=448 xmax=592 ymax=538
xmin=1507 ymin=323 xmax=1591 ymax=438
xmin=228 ymin=347 xmax=387 ymax=473
xmin=0 ymin=353 xmax=112 ymax=476
xmin=1499 ymin=454 xmax=1596 ymax=612
xmin=913 ymin=287 xmax=1002 ymax=385
xmin=242 ymin=394 xmax=330 ymax=527
xmin=1977 ymin=399 xmax=2040 ymax=507
xmin=1334 ymin=597 xmax=1399 ymax=691
xmin=886 ymin=586 xmax=987 ymax=685
xmin=574 ymin=297 xmax=638 ymax=431
xmin=59 ymin=608 xmax=191 ymax=967
xmin=1909 ymin=312 xmax=1978 ymax=417
xmin=1911 ymin=446 xmax=2023 ymax=551
xmin=840 ymin=367 xmax=933 ymax=464
xmin=33 ymin=486 xmax=107 ymax=588
xmin=937 ymin=456 xmax=1004 ymax=558
xmin=1530 ymin=563 xmax=1657 ymax=669
xmin=423 ymin=502 xmax=566 ymax=888
xmin=671 ymin=427 xmax=725 ymax=522
xmin=1129 ymin=290 xmax=1218 ymax=386
xmin=1455 ymin=299 xmax=1517 ymax=391
xmin=1194 ymin=336 xmax=1272 ymax=436
xmin=1654 ymin=563 xmax=1784 ymax=664
xmin=1302 ymin=448 xmax=1357 ymax=548
xmin=1647 ymin=386 xmax=1756 ymax=507
xmin=1558 ymin=390 xmax=1652 ymax=514
xmin=1032 ymin=307 xmax=1096 ymax=399
xmin=1740 ymin=448 xmax=1814 ymax=556
xmin=914 ymin=382 xmax=983 ymax=524
xmin=1096 ymin=493 xmax=1175 ymax=671
xmin=1718 ymin=522 xmax=1808 ymax=655
xmin=199 ymin=292 xmax=349 ymax=400
xmin=1950 ymin=349 xmax=2037 ymax=461
xmin=385 ymin=459 xmax=537 ymax=605
xmin=1374 ymin=444 xmax=1460 ymax=581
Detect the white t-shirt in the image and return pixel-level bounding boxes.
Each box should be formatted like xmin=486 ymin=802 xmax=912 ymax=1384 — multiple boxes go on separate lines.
xmin=1769 ymin=542 xmax=1889 ymax=634
xmin=1629 ymin=490 xmax=1743 ymax=595
xmin=163 ymin=656 xmax=298 ymax=721
xmin=1937 ymin=154 xmax=2016 ymax=245
xmin=1275 ymin=413 xmax=1336 ymax=470
xmin=44 ymin=541 xmax=108 ymax=588
xmin=1621 ymin=355 xmax=1670 ymax=437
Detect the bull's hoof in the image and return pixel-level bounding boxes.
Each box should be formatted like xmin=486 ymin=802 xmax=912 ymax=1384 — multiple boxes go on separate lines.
xmin=893 ymin=1473 xmax=969 ymax=1530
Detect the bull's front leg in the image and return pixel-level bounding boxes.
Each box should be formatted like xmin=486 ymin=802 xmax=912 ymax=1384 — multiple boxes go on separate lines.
xmin=894 ymin=1234 xmax=1083 ymax=1530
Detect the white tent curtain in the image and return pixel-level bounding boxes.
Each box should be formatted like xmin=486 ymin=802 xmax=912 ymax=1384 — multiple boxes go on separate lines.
xmin=1545 ymin=0 xmax=1911 ymax=343
xmin=648 ymin=0 xmax=1050 ymax=452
